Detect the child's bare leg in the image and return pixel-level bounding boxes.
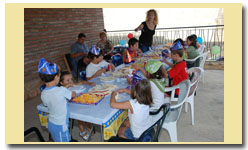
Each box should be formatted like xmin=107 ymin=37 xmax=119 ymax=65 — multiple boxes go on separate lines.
xmin=86 ymin=122 xmax=94 ymax=135
xmin=78 ymin=120 xmax=85 ymax=133
xmin=123 ymin=119 xmax=130 ymax=128
xmin=117 ymin=125 xmax=128 ymax=139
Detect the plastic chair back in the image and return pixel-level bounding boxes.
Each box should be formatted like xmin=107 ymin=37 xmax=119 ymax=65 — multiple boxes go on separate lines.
xmin=187 ymin=67 xmax=204 ymax=97
xmin=199 ymin=52 xmax=208 ymax=69
xmin=164 ymin=80 xmax=190 ymax=122
xmin=108 ymin=103 xmax=170 ymax=142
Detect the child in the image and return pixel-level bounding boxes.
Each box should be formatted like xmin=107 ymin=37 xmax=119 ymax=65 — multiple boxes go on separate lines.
xmin=190 ymin=34 xmax=201 ymax=49
xmin=122 ymin=38 xmax=143 ymax=63
xmin=38 ymin=58 xmax=76 ymax=142
xmin=185 ymin=35 xmax=200 ymax=68
xmin=163 ymin=41 xmax=188 ymax=97
xmin=86 ymin=45 xmax=115 ymax=81
xmin=110 ymin=79 xmax=153 ymax=140
xmin=59 ymin=71 xmax=96 ymax=141
xmin=59 ymin=71 xmax=96 ymax=87
xmin=162 ymin=39 xmax=186 ymax=69
xmin=132 ymin=60 xmax=167 ymax=111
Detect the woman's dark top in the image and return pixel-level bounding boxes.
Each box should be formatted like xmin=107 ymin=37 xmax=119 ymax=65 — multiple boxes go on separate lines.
xmin=139 ymin=21 xmax=156 ymax=46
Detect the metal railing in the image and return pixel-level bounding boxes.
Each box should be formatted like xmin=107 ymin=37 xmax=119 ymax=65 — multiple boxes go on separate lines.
xmin=106 ymin=25 xmax=224 ymax=60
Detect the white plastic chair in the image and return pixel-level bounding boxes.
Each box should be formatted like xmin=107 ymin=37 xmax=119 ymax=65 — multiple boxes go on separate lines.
xmin=185 ymin=52 xmax=208 ymax=83
xmin=185 ymin=67 xmax=204 ymax=125
xmin=162 ymin=80 xmax=190 ymax=142
xmin=168 ymin=67 xmax=204 ymax=126
xmin=198 ymin=45 xmax=206 ymax=55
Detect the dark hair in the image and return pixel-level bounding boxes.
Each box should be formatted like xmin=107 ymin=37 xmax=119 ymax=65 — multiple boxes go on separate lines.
xmin=131 ymin=79 xmax=153 ymax=105
xmin=173 ymin=38 xmax=185 ymax=48
xmin=128 ymin=38 xmax=139 ymax=48
xmin=99 ymin=32 xmax=106 ymax=37
xmin=191 ymin=34 xmax=197 ymax=40
xmin=149 ymin=66 xmax=165 ymax=79
xmin=78 ymin=33 xmax=86 ymax=39
xmin=39 ymin=72 xmax=59 ymax=83
xmin=87 ymin=50 xmax=104 ymax=60
xmin=60 ymin=71 xmax=71 ymax=83
xmin=171 ymin=49 xmax=184 ymax=57
xmin=187 ymin=35 xmax=197 ymax=49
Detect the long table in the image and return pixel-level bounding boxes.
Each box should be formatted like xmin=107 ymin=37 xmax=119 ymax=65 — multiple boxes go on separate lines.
xmin=36 ymin=49 xmax=162 ymax=142
xmin=37 ymin=64 xmax=135 ymax=141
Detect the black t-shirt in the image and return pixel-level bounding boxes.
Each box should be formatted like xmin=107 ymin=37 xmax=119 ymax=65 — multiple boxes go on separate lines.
xmin=139 ymin=21 xmax=156 ymax=46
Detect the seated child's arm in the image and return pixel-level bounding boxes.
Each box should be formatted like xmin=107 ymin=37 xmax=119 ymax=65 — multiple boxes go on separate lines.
xmin=161 ymin=66 xmax=168 ymax=78
xmin=132 ymin=64 xmax=149 ymax=79
xmin=116 ymin=88 xmax=131 ymax=95
xmin=71 ymin=91 xmax=76 ymax=98
xmin=110 ymin=91 xmax=133 ymax=113
xmin=122 ymin=49 xmax=127 ymax=63
xmin=86 ymin=68 xmax=107 ymax=81
xmin=162 ymin=58 xmax=174 ymax=68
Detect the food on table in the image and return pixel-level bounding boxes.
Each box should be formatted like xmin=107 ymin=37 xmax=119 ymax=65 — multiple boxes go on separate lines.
xmin=89 ymin=84 xmax=118 ymax=97
xmin=144 ymin=51 xmax=160 ymax=57
xmin=99 ymin=76 xmax=115 ymax=82
xmin=107 ymin=66 xmax=134 ymax=78
xmin=71 ymin=93 xmax=104 ymax=105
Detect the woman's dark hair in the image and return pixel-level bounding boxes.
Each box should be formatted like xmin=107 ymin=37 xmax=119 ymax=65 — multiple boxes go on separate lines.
xmin=191 ymin=34 xmax=197 ymax=40
xmin=78 ymin=33 xmax=86 ymax=39
xmin=187 ymin=35 xmax=197 ymax=49
xmin=87 ymin=50 xmax=104 ymax=60
xmin=171 ymin=49 xmax=184 ymax=57
xmin=60 ymin=71 xmax=71 ymax=83
xmin=131 ymin=79 xmax=153 ymax=105
xmin=99 ymin=32 xmax=107 ymax=37
xmin=149 ymin=66 xmax=164 ymax=79
xmin=128 ymin=38 xmax=139 ymax=48
xmin=173 ymin=38 xmax=185 ymax=48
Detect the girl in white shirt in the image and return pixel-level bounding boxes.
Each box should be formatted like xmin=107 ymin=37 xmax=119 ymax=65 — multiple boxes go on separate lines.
xmin=110 ymin=79 xmax=153 ymax=140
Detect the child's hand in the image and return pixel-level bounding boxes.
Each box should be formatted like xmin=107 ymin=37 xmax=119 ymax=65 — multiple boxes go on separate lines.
xmin=66 ymin=83 xmax=74 ymax=88
xmin=131 ymin=64 xmax=139 ymax=70
xmin=127 ymin=77 xmax=132 ymax=85
xmin=116 ymin=89 xmax=128 ymax=93
xmin=89 ymin=82 xmax=96 ymax=86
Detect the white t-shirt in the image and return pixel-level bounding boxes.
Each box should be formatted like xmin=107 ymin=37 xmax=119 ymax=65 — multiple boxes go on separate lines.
xmin=41 ymin=86 xmax=72 ymax=125
xmin=149 ymin=80 xmax=165 ymax=110
xmin=129 ymin=99 xmax=151 ymax=138
xmin=86 ymin=60 xmax=109 ymax=78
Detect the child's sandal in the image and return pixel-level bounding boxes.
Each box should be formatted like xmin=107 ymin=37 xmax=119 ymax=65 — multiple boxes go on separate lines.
xmin=79 ymin=131 xmax=90 ymax=141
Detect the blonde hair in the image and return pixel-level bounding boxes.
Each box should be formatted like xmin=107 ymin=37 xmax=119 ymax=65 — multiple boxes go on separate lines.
xmin=146 ymin=9 xmax=158 ymax=25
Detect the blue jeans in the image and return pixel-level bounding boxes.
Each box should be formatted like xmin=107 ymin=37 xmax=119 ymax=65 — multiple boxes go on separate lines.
xmin=71 ymin=58 xmax=78 ymax=79
xmin=139 ymin=43 xmax=151 ymax=53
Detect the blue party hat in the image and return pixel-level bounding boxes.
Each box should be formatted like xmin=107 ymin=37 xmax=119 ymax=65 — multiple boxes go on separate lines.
xmin=89 ymin=45 xmax=101 ymax=55
xmin=38 ymin=58 xmax=58 ymax=75
xmin=171 ymin=41 xmax=183 ymax=51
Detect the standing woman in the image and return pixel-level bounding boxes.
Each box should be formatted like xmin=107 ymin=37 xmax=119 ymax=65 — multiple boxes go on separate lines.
xmin=135 ymin=9 xmax=158 ymax=53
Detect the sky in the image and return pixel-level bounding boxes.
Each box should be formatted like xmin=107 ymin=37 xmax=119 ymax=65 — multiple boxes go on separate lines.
xmin=103 ymin=8 xmax=221 ymax=31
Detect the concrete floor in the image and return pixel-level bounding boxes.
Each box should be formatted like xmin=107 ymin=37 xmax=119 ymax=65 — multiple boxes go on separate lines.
xmin=24 ymin=70 xmax=224 ymax=142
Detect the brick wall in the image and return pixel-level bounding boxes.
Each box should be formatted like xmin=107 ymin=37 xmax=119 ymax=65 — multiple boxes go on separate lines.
xmin=24 ymin=8 xmax=105 ymax=101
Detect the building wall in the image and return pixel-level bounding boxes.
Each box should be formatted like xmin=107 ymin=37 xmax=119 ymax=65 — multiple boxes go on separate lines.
xmin=24 ymin=8 xmax=104 ymax=101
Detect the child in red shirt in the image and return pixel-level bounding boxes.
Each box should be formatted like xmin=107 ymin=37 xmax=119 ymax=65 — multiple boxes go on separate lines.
xmin=163 ymin=41 xmax=188 ymax=96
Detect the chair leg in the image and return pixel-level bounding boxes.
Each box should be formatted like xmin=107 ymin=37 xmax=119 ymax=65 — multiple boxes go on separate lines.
xmin=162 ymin=122 xmax=178 ymax=142
xmin=190 ymin=99 xmax=194 ymax=126
xmin=185 ymin=102 xmax=188 ymax=113
xmin=187 ymin=97 xmax=194 ymax=125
